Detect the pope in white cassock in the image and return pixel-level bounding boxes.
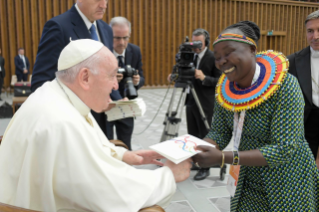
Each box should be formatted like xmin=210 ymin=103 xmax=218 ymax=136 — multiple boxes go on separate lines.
xmin=0 ymin=39 xmax=191 ymax=212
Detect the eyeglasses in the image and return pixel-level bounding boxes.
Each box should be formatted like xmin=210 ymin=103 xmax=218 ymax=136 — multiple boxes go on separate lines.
xmin=114 ymin=36 xmax=130 ymax=41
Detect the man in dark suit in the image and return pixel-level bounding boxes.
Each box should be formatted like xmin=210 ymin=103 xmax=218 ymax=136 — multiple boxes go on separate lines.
xmin=0 ymin=48 xmax=5 ymax=100
xmin=288 ymin=10 xmax=319 ymax=168
xmin=31 ymin=0 xmax=112 ymax=136
xmin=14 ymin=48 xmax=30 ymax=82
xmin=185 ymin=28 xmax=221 ymax=180
xmin=106 ymin=17 xmax=145 ymax=150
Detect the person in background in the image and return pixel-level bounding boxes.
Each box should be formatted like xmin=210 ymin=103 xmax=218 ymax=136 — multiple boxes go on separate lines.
xmin=14 ymin=48 xmax=30 ymax=82
xmin=168 ymin=28 xmax=221 ymax=180
xmin=107 ymin=16 xmax=145 ymax=150
xmin=31 ymin=0 xmax=113 ymax=137
xmin=0 ymin=48 xmax=5 ymax=100
xmin=288 ymin=10 xmax=319 ymax=168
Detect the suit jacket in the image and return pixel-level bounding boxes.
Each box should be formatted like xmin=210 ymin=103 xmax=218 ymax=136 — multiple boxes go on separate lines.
xmin=110 ymin=43 xmax=145 ymax=100
xmin=288 ymin=46 xmax=312 ymax=122
xmin=0 ymin=56 xmax=5 ymax=78
xmin=14 ymin=55 xmax=30 ymax=76
xmin=31 ymin=4 xmax=113 ymax=92
xmin=186 ymin=49 xmax=221 ymax=118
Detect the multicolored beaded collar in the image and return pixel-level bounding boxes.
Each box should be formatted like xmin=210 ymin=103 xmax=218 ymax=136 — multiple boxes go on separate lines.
xmin=215 ymin=50 xmax=288 ymax=112
xmin=213 ymin=33 xmax=257 ymax=48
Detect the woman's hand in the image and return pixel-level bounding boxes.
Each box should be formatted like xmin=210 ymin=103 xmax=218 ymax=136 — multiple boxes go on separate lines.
xmin=192 ymin=145 xmax=222 ymax=168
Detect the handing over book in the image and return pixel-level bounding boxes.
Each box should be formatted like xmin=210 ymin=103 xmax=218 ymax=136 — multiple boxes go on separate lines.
xmin=149 ymin=134 xmax=215 ymax=164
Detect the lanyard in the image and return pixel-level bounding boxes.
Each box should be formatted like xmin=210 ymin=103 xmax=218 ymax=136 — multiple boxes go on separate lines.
xmin=233 ymin=110 xmax=246 ymax=151
xmin=227 ymin=110 xmax=246 ymax=197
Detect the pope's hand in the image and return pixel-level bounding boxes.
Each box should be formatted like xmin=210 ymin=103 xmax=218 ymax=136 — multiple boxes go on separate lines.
xmin=122 ymin=150 xmax=164 ymax=166
xmin=164 ymin=159 xmax=192 ymax=182
xmin=192 ymin=145 xmax=222 ymax=168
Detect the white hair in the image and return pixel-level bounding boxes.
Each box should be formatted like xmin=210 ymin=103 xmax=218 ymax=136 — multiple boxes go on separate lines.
xmin=110 ymin=16 xmax=131 ymax=33
xmin=305 ymin=10 xmax=319 ymax=25
xmin=56 ymin=50 xmax=101 ymax=83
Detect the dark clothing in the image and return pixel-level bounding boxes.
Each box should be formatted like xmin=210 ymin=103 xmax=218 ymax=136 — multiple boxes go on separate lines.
xmin=288 ymin=46 xmax=319 ymax=159
xmin=31 ymin=5 xmax=113 ymax=91
xmin=305 ymin=104 xmax=319 ymax=159
xmin=107 ymin=43 xmax=145 ymax=149
xmin=0 ymin=56 xmax=5 ymax=96
xmin=107 ymin=118 xmax=134 ymax=150
xmin=14 ymin=55 xmax=30 ymax=82
xmin=186 ymin=49 xmax=221 ymax=139
xmin=110 ymin=43 xmax=145 ymax=100
xmin=31 ymin=4 xmax=113 ymax=137
xmin=186 ymin=105 xmax=211 ymax=139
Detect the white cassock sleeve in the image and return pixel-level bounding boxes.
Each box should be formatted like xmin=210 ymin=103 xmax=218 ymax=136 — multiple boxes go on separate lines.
xmin=0 ymin=118 xmax=176 ymax=212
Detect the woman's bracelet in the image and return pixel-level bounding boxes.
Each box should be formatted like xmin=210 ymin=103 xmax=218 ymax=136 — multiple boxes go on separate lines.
xmin=221 ymin=151 xmax=225 ymax=168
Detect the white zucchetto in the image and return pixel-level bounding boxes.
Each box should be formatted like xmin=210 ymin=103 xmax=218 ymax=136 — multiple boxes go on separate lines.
xmin=58 ymin=39 xmax=104 ymax=71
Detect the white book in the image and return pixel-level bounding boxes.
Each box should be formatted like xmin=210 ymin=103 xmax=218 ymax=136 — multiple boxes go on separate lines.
xmin=105 ymin=98 xmax=146 ymax=121
xmin=149 ymin=134 xmax=215 ymax=164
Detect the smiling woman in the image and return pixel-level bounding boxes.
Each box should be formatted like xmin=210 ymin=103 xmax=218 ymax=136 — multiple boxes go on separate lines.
xmin=192 ymin=21 xmax=319 ymax=211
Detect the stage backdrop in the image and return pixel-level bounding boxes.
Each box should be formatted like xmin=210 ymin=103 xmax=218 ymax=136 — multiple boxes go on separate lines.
xmin=0 ymin=0 xmax=318 ymax=88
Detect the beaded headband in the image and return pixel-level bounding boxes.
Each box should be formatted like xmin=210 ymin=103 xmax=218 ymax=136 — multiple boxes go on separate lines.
xmin=213 ymin=33 xmax=257 ymax=48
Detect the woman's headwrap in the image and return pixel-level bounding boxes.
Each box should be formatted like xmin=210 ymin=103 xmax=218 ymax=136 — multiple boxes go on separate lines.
xmin=213 ymin=33 xmax=257 ymax=48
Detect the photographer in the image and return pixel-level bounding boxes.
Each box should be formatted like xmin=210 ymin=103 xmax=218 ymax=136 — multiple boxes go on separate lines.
xmin=169 ymin=29 xmax=221 ymax=180
xmin=107 ymin=17 xmax=145 ymax=150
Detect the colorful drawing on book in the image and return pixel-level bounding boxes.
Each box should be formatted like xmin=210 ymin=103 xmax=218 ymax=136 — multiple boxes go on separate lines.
xmin=173 ymin=136 xmax=197 ymax=153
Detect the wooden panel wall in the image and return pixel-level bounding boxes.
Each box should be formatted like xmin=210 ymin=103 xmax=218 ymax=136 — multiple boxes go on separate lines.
xmin=0 ymin=0 xmax=318 ymax=88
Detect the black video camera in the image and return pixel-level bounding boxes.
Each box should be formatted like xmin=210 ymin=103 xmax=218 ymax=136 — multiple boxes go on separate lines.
xmin=170 ymin=37 xmax=202 ymax=83
xmin=118 ymin=65 xmax=138 ymax=99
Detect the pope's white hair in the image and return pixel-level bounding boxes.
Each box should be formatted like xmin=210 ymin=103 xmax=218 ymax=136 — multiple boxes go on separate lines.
xmin=56 ymin=49 xmax=101 ymax=83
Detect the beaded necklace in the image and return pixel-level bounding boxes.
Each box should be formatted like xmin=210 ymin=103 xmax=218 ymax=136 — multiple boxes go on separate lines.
xmin=215 ymin=50 xmax=288 ymax=112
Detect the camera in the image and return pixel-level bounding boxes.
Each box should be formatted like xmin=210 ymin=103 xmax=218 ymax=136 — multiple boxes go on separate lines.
xmin=170 ymin=36 xmax=202 ymax=83
xmin=118 ymin=65 xmax=138 ymax=99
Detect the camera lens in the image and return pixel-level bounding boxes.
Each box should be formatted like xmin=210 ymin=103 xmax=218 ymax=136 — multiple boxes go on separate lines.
xmin=183 ymin=53 xmax=192 ymax=60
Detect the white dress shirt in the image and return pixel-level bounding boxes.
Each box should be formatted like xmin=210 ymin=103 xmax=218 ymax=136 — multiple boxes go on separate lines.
xmin=0 ymin=80 xmax=176 ymax=211
xmin=194 ymin=47 xmax=207 ymax=69
xmin=19 ymin=54 xmax=27 ymax=69
xmin=310 ymin=47 xmax=319 ymax=107
xmin=114 ymin=49 xmax=126 ymax=65
xmin=75 ymin=4 xmax=101 ymax=42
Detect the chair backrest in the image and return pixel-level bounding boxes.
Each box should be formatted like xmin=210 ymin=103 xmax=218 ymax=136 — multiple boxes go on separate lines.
xmin=109 ymin=139 xmax=129 ymax=149
xmin=138 ymin=205 xmax=165 ymax=212
xmin=0 ymin=202 xmax=39 ymax=212
xmin=28 ymin=75 xmax=32 ymax=83
xmin=11 ymin=75 xmax=17 ymax=86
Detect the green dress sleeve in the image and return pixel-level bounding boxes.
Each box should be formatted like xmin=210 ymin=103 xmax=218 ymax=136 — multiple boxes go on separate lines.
xmin=259 ymin=74 xmax=305 ymax=168
xmin=206 ymin=98 xmax=233 ymax=150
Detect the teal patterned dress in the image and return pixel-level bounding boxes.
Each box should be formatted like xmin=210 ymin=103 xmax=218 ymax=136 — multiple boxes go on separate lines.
xmin=207 ymin=73 xmax=319 ymax=211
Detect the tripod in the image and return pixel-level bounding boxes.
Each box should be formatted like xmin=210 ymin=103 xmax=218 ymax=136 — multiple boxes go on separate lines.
xmin=160 ymin=81 xmax=210 ymax=142
xmin=160 ymin=80 xmax=227 ymax=180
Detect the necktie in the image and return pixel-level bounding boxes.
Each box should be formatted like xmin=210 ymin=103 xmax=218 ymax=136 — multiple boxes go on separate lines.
xmin=85 ymin=115 xmax=94 ymax=127
xmin=194 ymin=54 xmax=198 ymax=69
xmin=90 ymin=24 xmax=99 ymax=41
xmin=118 ymin=56 xmax=125 ymax=68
